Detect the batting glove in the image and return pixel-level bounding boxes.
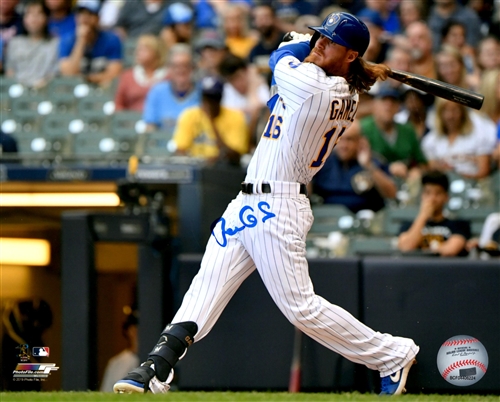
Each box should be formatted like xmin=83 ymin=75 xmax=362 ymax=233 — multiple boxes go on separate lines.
xmin=278 ymin=31 xmax=312 ymax=49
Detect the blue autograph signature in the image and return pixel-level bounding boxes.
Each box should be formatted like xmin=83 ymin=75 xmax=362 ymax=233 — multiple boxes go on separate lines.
xmin=211 ymin=201 xmax=276 ymax=247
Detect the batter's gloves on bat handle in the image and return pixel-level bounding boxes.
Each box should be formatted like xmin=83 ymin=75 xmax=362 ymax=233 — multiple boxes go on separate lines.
xmin=278 ymin=31 xmax=312 ymax=48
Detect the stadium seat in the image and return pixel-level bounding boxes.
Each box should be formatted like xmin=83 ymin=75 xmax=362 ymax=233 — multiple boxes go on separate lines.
xmin=456 ymin=206 xmax=500 ymax=237
xmin=383 ymin=206 xmax=420 ymax=236
xmin=48 ymin=76 xmax=85 ymax=96
xmin=310 ymin=204 xmax=356 ymax=234
xmin=73 ymin=132 xmax=115 ymax=158
xmin=143 ymin=130 xmax=175 ymax=157
xmin=42 ymin=114 xmax=84 ymax=156
xmin=124 ymin=38 xmax=138 ymax=68
xmin=111 ymin=112 xmax=145 ymax=155
xmin=0 ymin=77 xmax=18 ymax=111
xmin=349 ymin=235 xmax=398 ymax=256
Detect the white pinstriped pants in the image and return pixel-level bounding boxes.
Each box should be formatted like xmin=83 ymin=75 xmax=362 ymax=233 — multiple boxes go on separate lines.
xmin=173 ymin=182 xmax=419 ymax=376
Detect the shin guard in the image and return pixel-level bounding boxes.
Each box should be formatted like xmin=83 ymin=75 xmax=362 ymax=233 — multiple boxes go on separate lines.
xmin=147 ymin=321 xmax=198 ymax=382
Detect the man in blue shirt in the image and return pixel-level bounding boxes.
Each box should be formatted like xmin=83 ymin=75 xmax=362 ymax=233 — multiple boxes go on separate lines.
xmin=313 ymin=121 xmax=397 ymax=213
xmin=47 ymin=0 xmax=76 ymax=38
xmin=59 ymin=0 xmax=122 ymax=87
xmin=143 ymin=44 xmax=200 ymax=134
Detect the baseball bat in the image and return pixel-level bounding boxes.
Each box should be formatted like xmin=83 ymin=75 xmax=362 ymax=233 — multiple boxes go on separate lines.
xmin=281 ymin=32 xmax=484 ymax=110
xmin=288 ymin=327 xmax=302 ymax=393
xmin=386 ymin=68 xmax=484 ymax=110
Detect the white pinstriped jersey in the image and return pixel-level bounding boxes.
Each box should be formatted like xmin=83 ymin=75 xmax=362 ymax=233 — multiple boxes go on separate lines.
xmin=245 ymin=55 xmax=359 ymax=185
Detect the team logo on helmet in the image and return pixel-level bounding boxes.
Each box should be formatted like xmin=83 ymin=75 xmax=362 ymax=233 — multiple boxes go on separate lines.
xmin=326 ymin=13 xmax=341 ymax=26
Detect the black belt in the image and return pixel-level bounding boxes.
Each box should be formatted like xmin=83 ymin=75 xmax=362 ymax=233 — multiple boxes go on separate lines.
xmin=241 ymin=182 xmax=307 ymax=195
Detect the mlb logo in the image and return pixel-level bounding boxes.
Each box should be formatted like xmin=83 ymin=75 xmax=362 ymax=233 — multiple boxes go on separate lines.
xmin=32 ymin=347 xmax=50 ymax=357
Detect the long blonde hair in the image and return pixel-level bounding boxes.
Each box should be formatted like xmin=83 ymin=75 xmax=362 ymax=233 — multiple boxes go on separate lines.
xmin=435 ymin=45 xmax=467 ymax=88
xmin=434 ymin=98 xmax=473 ymax=136
xmin=479 ymin=68 xmax=500 ymax=121
xmin=136 ymin=34 xmax=166 ymax=69
xmin=346 ymin=58 xmax=391 ymax=93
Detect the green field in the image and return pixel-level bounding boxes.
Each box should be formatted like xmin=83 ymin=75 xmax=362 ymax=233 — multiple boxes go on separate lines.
xmin=1 ymin=392 xmax=499 ymax=402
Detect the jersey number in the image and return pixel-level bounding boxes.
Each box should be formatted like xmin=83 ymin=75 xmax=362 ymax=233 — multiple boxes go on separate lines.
xmin=310 ymin=125 xmax=347 ymax=168
xmin=263 ymin=115 xmax=283 ymax=139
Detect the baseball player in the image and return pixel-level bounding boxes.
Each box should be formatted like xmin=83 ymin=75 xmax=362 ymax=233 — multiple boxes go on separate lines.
xmin=114 ymin=12 xmax=419 ymax=396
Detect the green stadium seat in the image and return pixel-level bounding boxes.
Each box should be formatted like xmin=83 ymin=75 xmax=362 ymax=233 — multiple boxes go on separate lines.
xmin=383 ymin=206 xmax=420 ymax=236
xmin=310 ymin=204 xmax=355 ymax=234
xmin=349 ymin=236 xmax=398 ymax=256
xmin=456 ymin=206 xmax=500 ymax=237
xmin=143 ymin=130 xmax=174 ymax=157
xmin=73 ymin=132 xmax=115 ymax=158
xmin=124 ymin=38 xmax=138 ymax=69
xmin=0 ymin=77 xmax=18 ymax=111
xmin=111 ymin=111 xmax=145 ymax=155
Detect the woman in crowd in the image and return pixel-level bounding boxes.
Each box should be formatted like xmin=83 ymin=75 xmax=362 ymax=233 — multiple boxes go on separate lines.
xmin=6 ymin=0 xmax=59 ymax=88
xmin=114 ymin=34 xmax=168 ymax=112
xmin=479 ymin=68 xmax=500 ymax=165
xmin=435 ymin=45 xmax=475 ymax=90
xmin=476 ymin=36 xmax=500 ymax=73
xmin=422 ymin=98 xmax=496 ymax=180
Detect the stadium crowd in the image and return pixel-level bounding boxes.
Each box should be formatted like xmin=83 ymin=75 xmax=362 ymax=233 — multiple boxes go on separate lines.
xmin=1 ymin=0 xmax=500 ymax=255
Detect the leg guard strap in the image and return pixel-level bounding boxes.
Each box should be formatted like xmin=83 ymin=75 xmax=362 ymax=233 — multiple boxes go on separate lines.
xmin=125 ymin=362 xmax=156 ymax=392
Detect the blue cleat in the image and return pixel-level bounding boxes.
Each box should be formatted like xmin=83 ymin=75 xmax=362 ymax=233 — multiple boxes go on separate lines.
xmin=380 ymin=359 xmax=417 ymax=396
xmin=113 ymin=361 xmax=171 ymax=394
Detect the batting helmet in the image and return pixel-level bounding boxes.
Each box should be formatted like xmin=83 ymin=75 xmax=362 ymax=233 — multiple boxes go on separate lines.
xmin=309 ymin=12 xmax=370 ymax=57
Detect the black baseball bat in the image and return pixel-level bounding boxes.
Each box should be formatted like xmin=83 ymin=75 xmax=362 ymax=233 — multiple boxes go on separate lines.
xmin=387 ymin=68 xmax=484 ymax=110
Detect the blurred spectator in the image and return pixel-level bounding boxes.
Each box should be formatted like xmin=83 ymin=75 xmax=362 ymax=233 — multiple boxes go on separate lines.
xmin=395 ymin=89 xmax=434 ymax=140
xmin=192 ymin=0 xmax=252 ymax=30
xmin=115 ymin=0 xmax=167 ymax=39
xmin=312 ymin=121 xmax=396 ymax=213
xmin=221 ymin=4 xmax=257 ymax=60
xmin=272 ymin=0 xmax=313 ymax=32
xmin=172 ymin=75 xmax=249 ymax=164
xmin=479 ymin=68 xmax=500 ymax=164
xmin=100 ymin=310 xmax=139 ymax=392
xmin=466 ymin=212 xmax=500 ymax=257
xmin=360 ymin=0 xmax=400 ymax=34
xmin=361 ymin=46 xmax=412 ymax=119
xmin=248 ymin=4 xmax=284 ymax=78
xmin=440 ymin=20 xmax=475 ymax=74
xmin=476 ymin=36 xmax=500 ymax=72
xmin=422 ymin=99 xmax=496 ymax=179
xmin=45 ymin=0 xmax=75 ymax=37
xmin=143 ymin=44 xmax=200 ymax=133
xmin=114 ymin=34 xmax=167 ymax=112
xmin=405 ymin=21 xmax=437 ymax=79
xmin=98 ymin=0 xmax=124 ymax=30
xmin=0 ymin=0 xmax=22 ymax=71
xmin=219 ymin=53 xmax=270 ymax=145
xmin=6 ymin=0 xmax=59 ymax=88
xmin=0 ymin=129 xmax=18 ymax=157
xmin=397 ymin=0 xmax=424 ymax=32
xmin=476 ymin=213 xmax=500 ymax=254
xmin=398 ymin=170 xmax=470 ymax=256
xmin=357 ymin=8 xmax=387 ymax=63
xmin=161 ymin=2 xmax=194 ymax=51
xmin=360 ymin=86 xmax=427 ymax=179
xmin=428 ymin=0 xmax=482 ymax=52
xmin=194 ymin=30 xmax=228 ymax=78
xmin=59 ymin=0 xmax=123 ymax=87
xmin=435 ymin=44 xmax=474 ymax=90
xmin=293 ymin=14 xmax=320 ymax=35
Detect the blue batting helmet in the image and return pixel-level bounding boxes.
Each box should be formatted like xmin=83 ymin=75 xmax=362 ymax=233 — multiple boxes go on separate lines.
xmin=309 ymin=12 xmax=370 ymax=57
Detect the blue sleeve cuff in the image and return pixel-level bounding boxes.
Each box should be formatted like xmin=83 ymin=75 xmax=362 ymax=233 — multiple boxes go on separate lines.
xmin=269 ymin=42 xmax=310 ymax=73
